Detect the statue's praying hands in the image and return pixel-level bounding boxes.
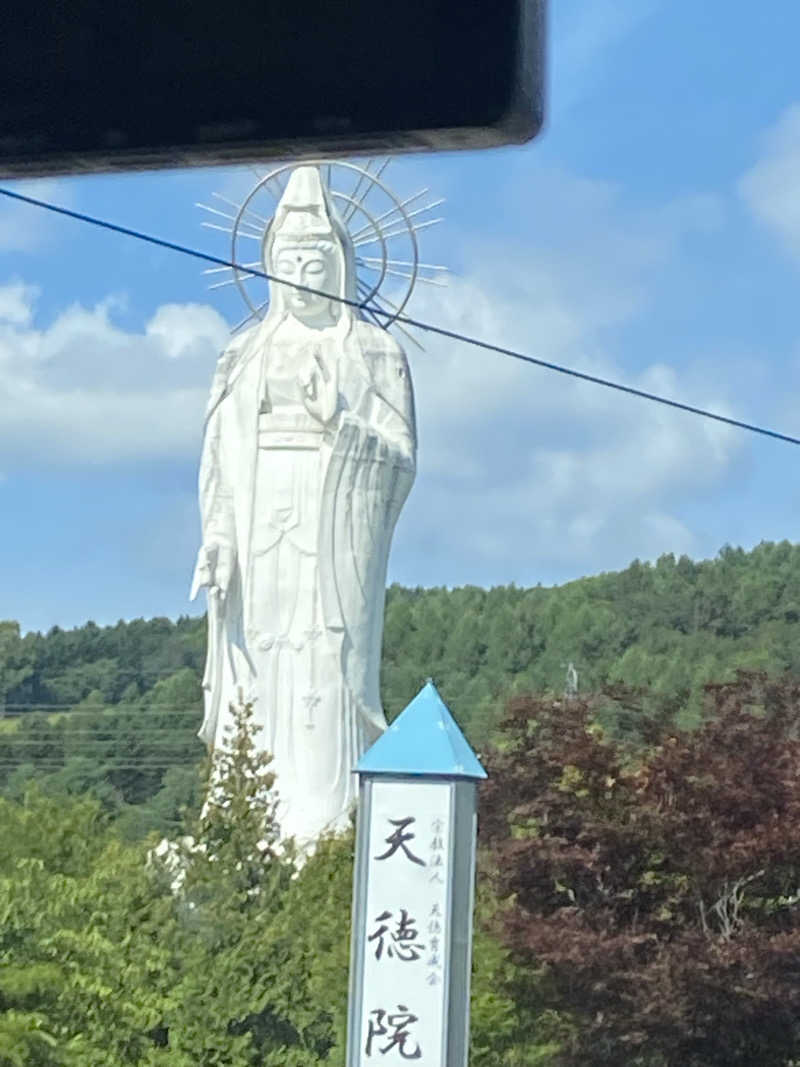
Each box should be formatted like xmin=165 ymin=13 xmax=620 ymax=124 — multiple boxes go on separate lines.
xmin=300 ymin=346 xmax=339 ymax=424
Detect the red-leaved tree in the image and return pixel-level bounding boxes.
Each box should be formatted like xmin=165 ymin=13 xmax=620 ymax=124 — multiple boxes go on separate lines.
xmin=480 ymin=674 xmax=800 ymax=1066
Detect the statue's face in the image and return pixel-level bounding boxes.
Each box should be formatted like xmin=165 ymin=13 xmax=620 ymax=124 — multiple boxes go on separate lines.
xmin=272 ymin=243 xmax=338 ymax=323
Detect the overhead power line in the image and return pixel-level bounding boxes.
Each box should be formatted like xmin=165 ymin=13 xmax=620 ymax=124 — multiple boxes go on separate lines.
xmin=1 ymin=185 xmax=798 ymax=448
xmin=0 ymin=736 xmax=203 ymax=745
xmin=3 ymin=702 xmax=200 ymax=709
xmin=0 ymin=762 xmax=199 ymax=771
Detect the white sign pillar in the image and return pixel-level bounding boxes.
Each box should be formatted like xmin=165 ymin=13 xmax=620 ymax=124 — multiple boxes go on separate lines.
xmin=346 ymin=681 xmax=487 ymax=1066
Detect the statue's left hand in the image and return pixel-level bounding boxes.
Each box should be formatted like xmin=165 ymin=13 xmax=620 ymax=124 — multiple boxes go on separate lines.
xmin=300 ymin=347 xmax=339 ymax=424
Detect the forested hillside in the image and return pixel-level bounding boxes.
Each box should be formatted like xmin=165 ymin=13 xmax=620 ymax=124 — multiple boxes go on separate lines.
xmin=2 ymin=539 xmax=799 ymax=831
xmin=3 ymin=545 xmax=800 ymax=1064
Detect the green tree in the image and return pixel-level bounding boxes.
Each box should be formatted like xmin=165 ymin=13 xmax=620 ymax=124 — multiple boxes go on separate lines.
xmin=0 ymin=622 xmax=34 ymax=717
xmin=160 ymin=701 xmax=301 ymax=1065
xmin=0 ymin=790 xmax=178 ymax=1066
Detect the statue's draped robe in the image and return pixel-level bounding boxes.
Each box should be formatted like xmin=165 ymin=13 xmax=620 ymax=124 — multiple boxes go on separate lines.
xmin=195 ymin=314 xmax=415 ymax=844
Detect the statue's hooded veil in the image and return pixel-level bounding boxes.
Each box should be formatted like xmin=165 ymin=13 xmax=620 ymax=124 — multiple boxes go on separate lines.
xmin=260 ymin=165 xmax=358 ymax=329
xmin=205 ymin=166 xmax=360 ymax=419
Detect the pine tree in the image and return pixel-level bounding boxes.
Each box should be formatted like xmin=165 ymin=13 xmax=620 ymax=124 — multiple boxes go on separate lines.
xmin=161 ymin=701 xmax=299 ymax=1064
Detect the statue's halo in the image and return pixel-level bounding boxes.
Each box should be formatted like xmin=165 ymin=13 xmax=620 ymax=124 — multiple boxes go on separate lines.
xmin=197 ymin=158 xmax=448 ymax=347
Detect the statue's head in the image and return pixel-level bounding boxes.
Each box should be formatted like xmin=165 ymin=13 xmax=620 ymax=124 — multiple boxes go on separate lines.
xmin=264 ymin=167 xmax=355 ymax=327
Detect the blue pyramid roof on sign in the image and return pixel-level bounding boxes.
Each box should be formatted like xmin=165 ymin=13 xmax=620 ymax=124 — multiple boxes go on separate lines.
xmin=356 ymin=681 xmax=487 ymax=780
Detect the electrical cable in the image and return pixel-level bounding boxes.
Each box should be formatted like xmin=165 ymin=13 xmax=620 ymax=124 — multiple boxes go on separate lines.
xmin=1 ymin=185 xmax=798 ymax=447
xmin=0 ymin=763 xmax=200 ymax=770
xmin=3 ymin=703 xmax=201 ymax=710
xmin=0 ymin=740 xmax=203 ymax=747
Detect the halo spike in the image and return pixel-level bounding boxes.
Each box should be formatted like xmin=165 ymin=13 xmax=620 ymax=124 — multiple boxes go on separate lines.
xmin=349 ymin=189 xmax=436 ymax=241
xmin=357 ymin=279 xmax=392 ymax=323
xmin=345 ymin=158 xmax=375 ymax=216
xmin=212 ymin=192 xmax=269 ymax=228
xmin=208 ymin=275 xmax=260 ymax=291
xmin=360 ymin=265 xmax=447 ymax=287
xmin=203 ymin=260 xmax=261 ymax=276
xmin=349 ymin=193 xmax=441 ymax=243
xmin=343 ymin=157 xmax=391 ymax=223
xmin=357 ymin=281 xmax=425 ymax=351
xmin=196 ymin=203 xmax=261 ymax=235
xmin=358 ymin=297 xmax=386 ymax=330
xmin=196 ymin=201 xmax=234 ymax=220
xmin=231 ymin=299 xmax=269 ymax=333
xmin=260 ymin=168 xmax=287 ymax=196
xmin=397 ymin=198 xmax=446 ymax=225
xmin=342 ymin=158 xmax=377 ymax=224
xmin=202 ymin=221 xmax=261 ymax=240
xmin=357 ymin=256 xmax=450 ymax=273
xmin=380 ymin=217 xmax=444 ymax=240
xmin=358 ymin=282 xmax=391 ymax=314
xmin=393 ymin=320 xmax=426 ymax=351
xmin=356 ymin=277 xmax=386 ymax=312
xmin=372 ymin=311 xmax=426 ymax=351
xmin=354 ymin=216 xmax=443 ymax=247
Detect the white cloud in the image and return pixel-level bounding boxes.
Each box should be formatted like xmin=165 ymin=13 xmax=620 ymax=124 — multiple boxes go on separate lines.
xmin=739 ymin=103 xmax=800 ymax=259
xmin=399 ymin=226 xmax=741 ymax=582
xmin=0 ymin=181 xmax=73 ymax=254
xmin=147 ymin=303 xmax=230 ymax=360
xmin=0 ymin=281 xmax=37 ymax=326
xmin=0 ymin=285 xmax=228 ymax=466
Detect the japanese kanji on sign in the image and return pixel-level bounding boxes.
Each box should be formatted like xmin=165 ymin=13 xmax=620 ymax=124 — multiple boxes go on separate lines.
xmin=346 ymin=681 xmax=487 ymax=1066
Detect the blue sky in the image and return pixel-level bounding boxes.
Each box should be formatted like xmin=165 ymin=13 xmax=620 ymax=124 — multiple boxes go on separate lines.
xmin=2 ymin=0 xmax=800 ymax=633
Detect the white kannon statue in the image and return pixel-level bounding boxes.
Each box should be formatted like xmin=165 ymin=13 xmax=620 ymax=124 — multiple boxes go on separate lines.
xmin=191 ymin=166 xmax=416 ymax=847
